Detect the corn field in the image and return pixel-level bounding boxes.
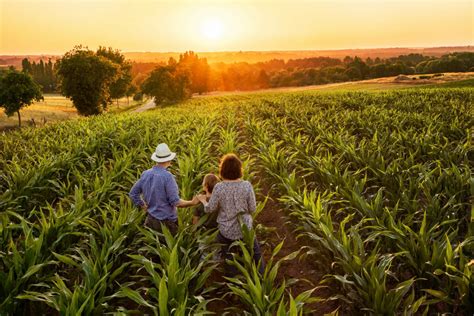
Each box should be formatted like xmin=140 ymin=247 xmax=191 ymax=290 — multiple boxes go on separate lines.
xmin=0 ymin=88 xmax=473 ymax=315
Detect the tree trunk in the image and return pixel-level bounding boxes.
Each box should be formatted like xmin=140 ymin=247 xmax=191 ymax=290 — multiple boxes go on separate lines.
xmin=17 ymin=110 xmax=21 ymax=127
xmin=127 ymin=96 xmax=130 ymax=106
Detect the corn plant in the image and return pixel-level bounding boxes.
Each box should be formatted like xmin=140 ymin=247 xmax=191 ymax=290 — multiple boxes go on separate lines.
xmin=116 ymin=225 xmax=218 ymax=315
xmin=0 ymin=219 xmax=54 ymax=315
xmin=225 ymin=230 xmax=318 ymax=315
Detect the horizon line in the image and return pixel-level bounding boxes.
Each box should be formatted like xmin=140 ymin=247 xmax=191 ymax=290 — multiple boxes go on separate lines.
xmin=1 ymin=44 xmax=473 ymax=57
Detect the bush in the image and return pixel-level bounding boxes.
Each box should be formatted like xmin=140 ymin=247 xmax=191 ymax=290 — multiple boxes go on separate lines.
xmin=133 ymin=92 xmax=143 ymax=101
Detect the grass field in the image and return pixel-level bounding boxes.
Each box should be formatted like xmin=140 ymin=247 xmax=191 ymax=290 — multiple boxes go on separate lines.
xmin=1 ymin=86 xmax=472 ymax=315
xmin=0 ymin=95 xmax=146 ymax=130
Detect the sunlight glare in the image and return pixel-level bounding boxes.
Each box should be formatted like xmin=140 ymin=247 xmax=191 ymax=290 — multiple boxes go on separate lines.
xmin=201 ymin=19 xmax=224 ymax=41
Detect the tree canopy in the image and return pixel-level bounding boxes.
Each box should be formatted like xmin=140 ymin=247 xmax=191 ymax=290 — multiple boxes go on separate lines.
xmin=0 ymin=69 xmax=43 ymax=127
xmin=141 ymin=65 xmax=190 ymax=104
xmin=56 ymin=46 xmax=120 ymax=116
xmin=97 ymin=47 xmax=133 ymax=103
xmin=21 ymin=58 xmax=57 ymax=93
xmin=177 ymin=51 xmax=211 ymax=95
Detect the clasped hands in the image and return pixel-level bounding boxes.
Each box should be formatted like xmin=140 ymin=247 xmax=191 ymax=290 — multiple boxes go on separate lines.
xmin=192 ymin=194 xmax=207 ymax=205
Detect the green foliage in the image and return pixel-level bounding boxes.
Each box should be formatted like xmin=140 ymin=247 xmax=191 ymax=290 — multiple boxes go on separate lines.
xmin=0 ymin=69 xmax=43 ymax=126
xmin=225 ymin=233 xmax=319 ymax=315
xmin=0 ymin=217 xmax=54 ymax=314
xmin=141 ymin=65 xmax=191 ymax=105
xmin=97 ymin=46 xmax=133 ymax=101
xmin=117 ymin=226 xmax=217 ymax=315
xmin=21 ymin=58 xmax=57 ymax=93
xmin=56 ymin=46 xmax=120 ymax=115
xmin=132 ymin=91 xmax=143 ymax=101
xmin=248 ymin=89 xmax=473 ymax=314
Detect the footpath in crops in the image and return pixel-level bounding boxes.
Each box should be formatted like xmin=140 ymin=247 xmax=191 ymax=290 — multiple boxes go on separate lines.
xmin=231 ymin=109 xmax=341 ymax=314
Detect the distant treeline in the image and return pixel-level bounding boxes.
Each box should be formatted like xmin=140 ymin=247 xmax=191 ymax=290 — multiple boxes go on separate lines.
xmin=219 ymin=52 xmax=474 ymax=89
xmin=21 ymin=59 xmax=57 ymax=93
xmin=17 ymin=51 xmax=474 ymax=94
xmin=131 ymin=52 xmax=474 ymax=92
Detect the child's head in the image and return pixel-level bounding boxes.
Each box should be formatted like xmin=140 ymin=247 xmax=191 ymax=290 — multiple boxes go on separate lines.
xmin=202 ymin=173 xmax=219 ymax=194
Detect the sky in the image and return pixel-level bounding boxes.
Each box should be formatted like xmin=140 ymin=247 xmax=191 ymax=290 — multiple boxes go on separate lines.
xmin=0 ymin=0 xmax=472 ymax=54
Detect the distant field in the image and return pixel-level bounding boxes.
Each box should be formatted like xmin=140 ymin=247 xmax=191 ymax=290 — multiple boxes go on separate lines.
xmin=0 ymin=95 xmax=77 ymax=130
xmin=2 ymin=72 xmax=473 ymax=130
xmin=0 ymin=95 xmax=145 ymax=130
xmin=194 ymin=72 xmax=474 ymax=97
xmin=421 ymin=78 xmax=474 ymax=88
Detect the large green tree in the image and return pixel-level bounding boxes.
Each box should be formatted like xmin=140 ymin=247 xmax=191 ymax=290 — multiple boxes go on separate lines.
xmin=96 ymin=47 xmax=132 ymax=105
xmin=56 ymin=46 xmax=119 ymax=116
xmin=0 ymin=69 xmax=43 ymax=127
xmin=141 ymin=65 xmax=190 ymax=105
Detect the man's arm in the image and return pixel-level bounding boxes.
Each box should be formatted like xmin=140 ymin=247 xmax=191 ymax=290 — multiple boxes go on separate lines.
xmin=176 ymin=196 xmax=200 ymax=208
xmin=129 ymin=176 xmax=145 ymax=209
xmin=165 ymin=175 xmax=198 ymax=208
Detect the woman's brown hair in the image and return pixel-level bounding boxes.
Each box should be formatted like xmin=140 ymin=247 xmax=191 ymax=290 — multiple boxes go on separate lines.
xmin=219 ymin=153 xmax=243 ymax=180
xmin=203 ymin=173 xmax=219 ymax=193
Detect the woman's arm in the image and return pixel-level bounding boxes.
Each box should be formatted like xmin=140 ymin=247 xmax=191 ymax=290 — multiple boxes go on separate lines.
xmin=247 ymin=182 xmax=257 ymax=213
xmin=200 ymin=186 xmax=220 ymax=213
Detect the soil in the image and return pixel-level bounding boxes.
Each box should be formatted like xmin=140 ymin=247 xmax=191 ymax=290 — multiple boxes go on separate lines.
xmin=255 ymin=179 xmax=340 ymax=315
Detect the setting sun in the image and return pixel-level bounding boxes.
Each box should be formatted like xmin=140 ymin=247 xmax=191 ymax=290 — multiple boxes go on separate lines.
xmin=201 ymin=19 xmax=224 ymax=41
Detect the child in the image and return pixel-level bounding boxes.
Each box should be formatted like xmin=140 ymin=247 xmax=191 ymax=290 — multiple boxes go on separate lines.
xmin=193 ymin=173 xmax=219 ymax=228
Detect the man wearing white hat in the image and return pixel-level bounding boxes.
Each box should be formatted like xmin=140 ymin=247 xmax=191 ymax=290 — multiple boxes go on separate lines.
xmin=129 ymin=143 xmax=198 ymax=235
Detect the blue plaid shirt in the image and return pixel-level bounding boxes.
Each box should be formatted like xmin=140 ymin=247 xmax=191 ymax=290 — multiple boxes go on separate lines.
xmin=129 ymin=165 xmax=180 ymax=221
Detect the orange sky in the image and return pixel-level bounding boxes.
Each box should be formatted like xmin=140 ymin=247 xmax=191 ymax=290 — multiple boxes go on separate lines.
xmin=1 ymin=0 xmax=472 ymax=54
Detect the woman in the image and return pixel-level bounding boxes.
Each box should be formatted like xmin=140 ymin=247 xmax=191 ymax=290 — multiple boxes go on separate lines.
xmin=197 ymin=153 xmax=264 ymax=274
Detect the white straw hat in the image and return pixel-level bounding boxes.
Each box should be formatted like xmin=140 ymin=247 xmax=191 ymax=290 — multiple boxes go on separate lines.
xmin=151 ymin=143 xmax=176 ymax=163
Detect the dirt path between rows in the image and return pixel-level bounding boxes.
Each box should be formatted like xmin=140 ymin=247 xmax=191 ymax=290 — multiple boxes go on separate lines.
xmin=255 ymin=179 xmax=340 ymax=315
xmin=133 ymin=98 xmax=156 ymax=113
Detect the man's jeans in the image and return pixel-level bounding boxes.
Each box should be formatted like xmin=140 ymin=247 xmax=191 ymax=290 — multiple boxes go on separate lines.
xmin=144 ymin=214 xmax=178 ymax=236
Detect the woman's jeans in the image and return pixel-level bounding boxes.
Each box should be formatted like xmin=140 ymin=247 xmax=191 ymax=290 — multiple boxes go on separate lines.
xmin=217 ymin=231 xmax=265 ymax=275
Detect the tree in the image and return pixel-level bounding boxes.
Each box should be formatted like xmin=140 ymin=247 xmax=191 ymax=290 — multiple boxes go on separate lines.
xmin=97 ymin=47 xmax=132 ymax=105
xmin=0 ymin=70 xmax=43 ymax=127
xmin=343 ymin=56 xmax=354 ymax=64
xmin=56 ymin=46 xmax=120 ymax=116
xmin=344 ymin=66 xmax=362 ymax=80
xmin=347 ymin=57 xmax=369 ymax=79
xmin=22 ymin=58 xmax=58 ymax=93
xmin=126 ymin=85 xmax=137 ymax=105
xmin=21 ymin=58 xmax=32 ymax=74
xmin=178 ymin=51 xmax=211 ymax=94
xmin=257 ymin=69 xmax=270 ymax=88
xmin=141 ymin=65 xmax=190 ymax=105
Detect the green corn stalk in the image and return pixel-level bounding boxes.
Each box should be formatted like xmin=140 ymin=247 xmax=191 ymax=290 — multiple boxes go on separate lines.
xmin=117 ymin=225 xmax=217 ymax=315
xmin=225 ymin=237 xmax=319 ymax=315
xmin=0 ymin=218 xmax=55 ymax=315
